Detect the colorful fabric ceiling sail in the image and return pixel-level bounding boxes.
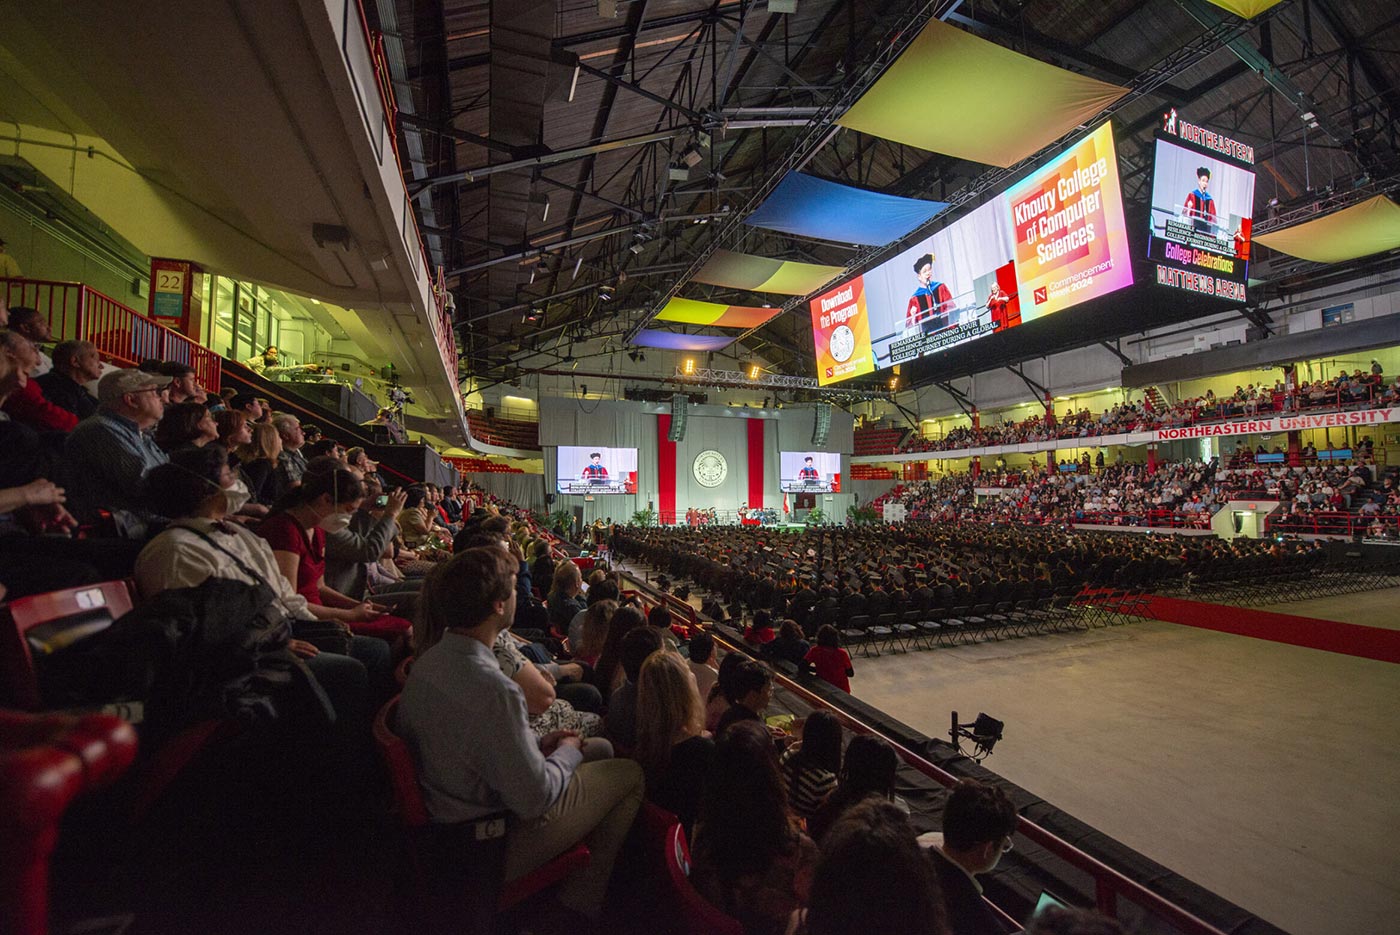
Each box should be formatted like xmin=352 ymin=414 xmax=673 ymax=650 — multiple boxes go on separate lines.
xmin=633 ymin=330 xmax=736 ymax=351
xmin=1254 ymin=196 xmax=1400 ymax=264
xmin=1202 ymin=0 xmax=1284 ymax=17
xmin=836 ymin=19 xmax=1127 ymax=168
xmin=693 ymin=249 xmax=845 ymax=296
xmin=657 ymin=297 xmax=781 ymax=329
xmin=743 ymin=172 xmax=948 ymax=246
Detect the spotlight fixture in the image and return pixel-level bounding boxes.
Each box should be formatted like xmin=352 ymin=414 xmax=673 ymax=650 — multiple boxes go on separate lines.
xmin=630 ymin=243 xmax=644 ymax=255
xmin=769 ymin=0 xmax=798 ymax=12
xmin=683 ymin=357 xmax=696 ymax=375
xmin=680 ymin=145 xmax=703 ymax=168
xmin=668 ymin=165 xmax=690 ymax=182
xmin=950 ymin=711 xmax=1004 ymax=762
xmin=749 ymin=364 xmax=762 ymax=380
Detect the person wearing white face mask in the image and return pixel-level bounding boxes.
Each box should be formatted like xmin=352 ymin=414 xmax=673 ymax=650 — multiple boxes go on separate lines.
xmin=134 ymin=445 xmax=388 ymax=721
xmin=256 ymin=466 xmax=414 ymax=644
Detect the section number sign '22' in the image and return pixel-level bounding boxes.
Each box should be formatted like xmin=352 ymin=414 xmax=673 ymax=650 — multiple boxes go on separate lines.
xmin=810 ymin=122 xmax=1133 ymax=385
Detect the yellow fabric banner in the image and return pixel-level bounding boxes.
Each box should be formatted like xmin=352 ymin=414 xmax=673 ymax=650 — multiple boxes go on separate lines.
xmin=836 ymin=19 xmax=1127 ymax=168
xmin=1255 ymin=196 xmax=1400 ymax=264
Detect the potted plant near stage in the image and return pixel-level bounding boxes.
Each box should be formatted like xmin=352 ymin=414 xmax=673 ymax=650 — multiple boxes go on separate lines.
xmin=846 ymin=504 xmax=879 ymax=525
xmin=805 ymin=507 xmax=826 ymax=526
xmin=630 ymin=506 xmax=657 ymax=527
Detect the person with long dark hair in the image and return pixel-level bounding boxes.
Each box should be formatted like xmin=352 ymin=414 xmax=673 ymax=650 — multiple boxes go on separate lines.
xmin=592 ymin=602 xmax=645 ymax=695
xmin=799 ymin=799 xmax=949 ymax=935
xmin=256 ymin=466 xmax=411 ymax=642
xmin=690 ymin=719 xmax=817 ymax=935
xmin=807 ymin=733 xmax=907 ymax=842
xmin=779 ymin=710 xmax=841 ymax=819
xmin=154 ymin=401 xmax=218 ymax=452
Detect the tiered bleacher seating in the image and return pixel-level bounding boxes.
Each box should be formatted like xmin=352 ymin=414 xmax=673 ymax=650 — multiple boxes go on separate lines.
xmin=853 ymin=424 xmax=908 ymax=456
xmin=466 ymin=410 xmax=541 ymax=450
xmin=849 ymin=464 xmax=897 ymax=481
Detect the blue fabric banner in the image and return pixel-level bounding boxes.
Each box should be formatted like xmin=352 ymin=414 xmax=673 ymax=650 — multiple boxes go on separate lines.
xmin=744 ymin=172 xmax=948 ymax=246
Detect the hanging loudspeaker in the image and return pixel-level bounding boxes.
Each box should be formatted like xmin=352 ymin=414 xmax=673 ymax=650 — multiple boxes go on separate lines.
xmin=811 ymin=404 xmax=831 ymax=447
xmin=668 ymin=394 xmax=688 ymax=442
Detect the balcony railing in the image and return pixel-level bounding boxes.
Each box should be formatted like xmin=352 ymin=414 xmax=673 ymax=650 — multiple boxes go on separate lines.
xmin=2 ymin=277 xmax=221 ymax=393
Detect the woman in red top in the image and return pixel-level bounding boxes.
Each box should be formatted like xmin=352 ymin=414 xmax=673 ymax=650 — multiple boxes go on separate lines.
xmin=257 ymin=467 xmax=411 ymax=642
xmin=804 ymin=625 xmax=853 ymax=693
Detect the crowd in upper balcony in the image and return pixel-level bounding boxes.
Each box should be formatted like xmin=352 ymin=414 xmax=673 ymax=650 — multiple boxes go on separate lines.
xmin=888 ymin=363 xmax=1394 ymax=456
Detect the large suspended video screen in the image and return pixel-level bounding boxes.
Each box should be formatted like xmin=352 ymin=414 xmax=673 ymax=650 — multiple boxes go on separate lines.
xmin=810 ymin=122 xmax=1133 ymax=385
xmin=779 ymin=451 xmax=842 ymax=494
xmin=555 ymin=446 xmax=638 ymax=495
xmin=1147 ymin=114 xmax=1256 ymax=302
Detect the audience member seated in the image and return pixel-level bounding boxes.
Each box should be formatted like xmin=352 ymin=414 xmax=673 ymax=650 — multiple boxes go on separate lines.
xmin=0 ymin=316 xmax=76 ymax=432
xmin=547 ymin=561 xmax=588 ymax=637
xmin=604 ymin=625 xmax=665 ymax=749
xmin=593 ymin=602 xmax=646 ymax=696
xmin=160 ymin=360 xmax=208 ymax=405
xmin=398 ymin=547 xmax=644 ymax=919
xmin=807 ymin=734 xmax=907 ymax=842
xmin=704 ymin=653 xmax=746 ymax=734
xmin=272 ymin=412 xmax=307 ymax=487
xmin=762 ymin=620 xmax=811 ymax=671
xmin=325 ymin=475 xmax=412 ymax=606
xmin=779 ymin=711 xmax=841 ymax=821
xmin=927 ymin=779 xmax=1018 ymax=935
xmin=687 ymin=630 xmax=719 ymax=700
xmin=797 ymin=798 xmax=948 ymax=935
xmin=155 ymin=401 xmax=218 ymax=452
xmin=235 ymin=421 xmax=287 ymax=505
xmin=571 ymin=599 xmax=615 ymax=667
xmin=491 ymin=616 xmax=609 ymax=756
xmin=133 ymin=446 xmax=385 ymax=723
xmin=63 ymin=368 xmax=171 ymax=536
xmin=745 ymin=609 xmax=777 ymax=647
xmin=646 ymin=603 xmax=681 ymax=652
xmin=228 ymin=392 xmax=266 ymax=424
xmin=36 ymin=340 xmax=101 ymax=420
xmin=690 ymin=719 xmax=817 ymax=935
xmin=715 ymin=660 xmax=776 ymax=737
xmin=804 ymin=626 xmax=853 ymax=693
xmin=632 ymin=649 xmax=714 ymax=834
xmin=256 ymin=467 xmax=412 ymax=643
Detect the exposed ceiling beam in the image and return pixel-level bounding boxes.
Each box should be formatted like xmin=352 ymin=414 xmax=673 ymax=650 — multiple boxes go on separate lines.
xmin=410 ymin=127 xmax=687 ymax=192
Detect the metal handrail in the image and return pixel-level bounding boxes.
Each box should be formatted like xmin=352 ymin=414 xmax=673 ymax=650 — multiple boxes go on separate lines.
xmin=1 ymin=276 xmax=221 ymax=393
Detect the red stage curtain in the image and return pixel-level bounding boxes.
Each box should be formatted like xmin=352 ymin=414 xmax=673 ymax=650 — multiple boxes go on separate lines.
xmin=747 ymin=418 xmax=764 ymax=508
xmin=657 ymin=414 xmax=677 ymax=524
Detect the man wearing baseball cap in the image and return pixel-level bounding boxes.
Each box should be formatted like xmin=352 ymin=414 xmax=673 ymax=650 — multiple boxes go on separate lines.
xmin=63 ymin=368 xmax=172 ymax=536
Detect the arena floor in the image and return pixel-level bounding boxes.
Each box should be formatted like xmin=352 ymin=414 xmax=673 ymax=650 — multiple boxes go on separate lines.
xmin=847 ymin=587 xmax=1400 ymax=935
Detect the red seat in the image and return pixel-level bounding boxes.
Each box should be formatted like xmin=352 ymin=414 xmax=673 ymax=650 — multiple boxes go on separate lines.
xmin=372 ymin=695 xmax=590 ymax=916
xmin=639 ymin=801 xmax=744 ymax=935
xmin=1 ymin=580 xmax=134 ymax=711
xmin=1 ymin=579 xmax=238 ymax=822
xmin=0 ymin=710 xmax=138 ymax=935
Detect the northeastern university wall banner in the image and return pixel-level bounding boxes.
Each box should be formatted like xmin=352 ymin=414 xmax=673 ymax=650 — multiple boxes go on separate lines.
xmin=1152 ymin=407 xmax=1400 ymax=442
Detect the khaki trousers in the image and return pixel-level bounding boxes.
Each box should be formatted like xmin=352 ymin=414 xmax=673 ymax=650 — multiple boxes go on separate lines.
xmin=503 ymin=757 xmax=644 ymax=917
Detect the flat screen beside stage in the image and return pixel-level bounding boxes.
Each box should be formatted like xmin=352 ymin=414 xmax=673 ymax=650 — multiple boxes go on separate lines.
xmin=1147 ymin=112 xmax=1255 ymax=302
xmin=779 ymin=451 xmax=842 ymax=494
xmin=810 ymin=122 xmax=1133 ymax=385
xmin=555 ymin=446 xmax=638 ymax=495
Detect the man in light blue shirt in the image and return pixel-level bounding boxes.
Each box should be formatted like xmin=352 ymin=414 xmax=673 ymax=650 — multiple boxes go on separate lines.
xmin=63 ymin=368 xmax=171 ymax=537
xmin=399 ymin=546 xmax=642 ymax=919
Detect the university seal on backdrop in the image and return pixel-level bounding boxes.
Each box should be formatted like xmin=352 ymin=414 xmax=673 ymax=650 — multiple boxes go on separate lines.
xmin=692 ymin=450 xmax=728 ymax=488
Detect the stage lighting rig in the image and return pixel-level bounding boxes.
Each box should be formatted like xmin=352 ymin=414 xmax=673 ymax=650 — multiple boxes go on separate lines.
xmin=950 ymin=711 xmax=1004 ymax=762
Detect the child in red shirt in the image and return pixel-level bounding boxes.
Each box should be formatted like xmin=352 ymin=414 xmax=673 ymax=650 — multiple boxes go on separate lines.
xmin=804 ymin=625 xmax=853 ymax=693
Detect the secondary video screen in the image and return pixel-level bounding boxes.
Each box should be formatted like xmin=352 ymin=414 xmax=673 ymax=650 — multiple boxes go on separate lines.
xmin=555 ymin=446 xmax=638 ymax=495
xmin=779 ymin=451 xmax=842 ymax=494
xmin=1146 ymin=134 xmax=1255 ymax=302
xmin=811 ymin=122 xmax=1133 ymax=385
